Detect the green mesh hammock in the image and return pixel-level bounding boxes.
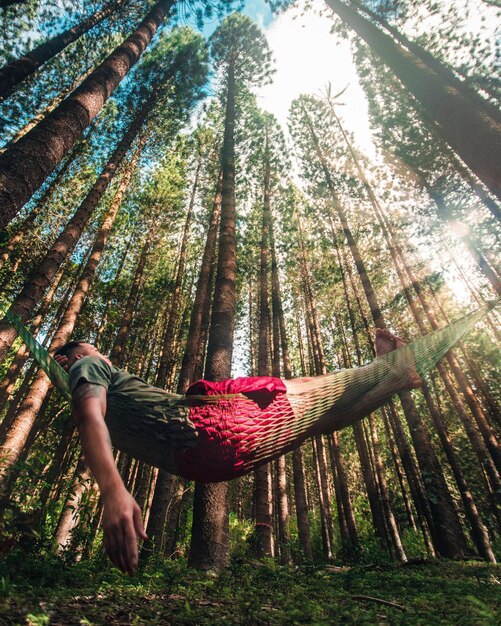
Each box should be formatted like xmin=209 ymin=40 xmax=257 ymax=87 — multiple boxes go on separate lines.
xmin=0 ymin=299 xmax=498 ymax=480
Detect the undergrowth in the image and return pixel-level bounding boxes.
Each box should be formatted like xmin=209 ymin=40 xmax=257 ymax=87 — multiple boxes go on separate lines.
xmin=1 ymin=551 xmax=500 ymax=625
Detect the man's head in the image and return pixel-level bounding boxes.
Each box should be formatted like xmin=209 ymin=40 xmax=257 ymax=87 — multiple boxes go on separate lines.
xmin=54 ymin=341 xmax=103 ymax=371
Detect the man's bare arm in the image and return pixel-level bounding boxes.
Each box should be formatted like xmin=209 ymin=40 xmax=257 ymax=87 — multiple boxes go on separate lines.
xmin=72 ymin=383 xmax=147 ymax=575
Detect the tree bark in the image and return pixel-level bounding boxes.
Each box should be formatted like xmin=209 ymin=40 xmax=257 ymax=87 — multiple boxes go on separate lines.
xmin=109 ymin=213 xmax=158 ymax=364
xmin=188 ymin=61 xmax=237 ymax=572
xmin=177 ymin=170 xmax=222 ymax=393
xmin=0 ymin=0 xmax=173 ymax=228
xmin=0 ymin=1 xmax=124 ymax=100
xmin=0 ymin=147 xmax=135 ymax=489
xmin=254 ymin=142 xmax=274 ymax=557
xmin=304 ymin=97 xmax=467 ymax=558
xmin=0 ymin=100 xmax=153 ymax=366
xmin=157 ymin=151 xmax=201 ymax=386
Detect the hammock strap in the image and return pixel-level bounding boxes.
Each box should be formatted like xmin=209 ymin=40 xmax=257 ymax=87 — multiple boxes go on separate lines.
xmin=0 ymin=302 xmax=71 ymax=401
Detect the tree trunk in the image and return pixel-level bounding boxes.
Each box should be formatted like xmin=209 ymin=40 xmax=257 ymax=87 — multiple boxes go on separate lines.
xmin=0 ymin=148 xmax=134 ymax=489
xmin=311 ymin=436 xmax=334 ymax=560
xmin=156 ymin=152 xmax=201 ymax=386
xmin=95 ymin=237 xmax=132 ymax=349
xmin=0 ymin=137 xmax=86 ymax=272
xmin=140 ymin=472 xmax=177 ymax=559
xmin=0 ymin=101 xmax=152 ymax=365
xmin=328 ymin=432 xmax=359 ymax=551
xmin=291 ymin=447 xmax=313 ymax=561
xmin=422 ymin=382 xmax=496 ymax=561
xmin=0 ymin=0 xmax=173 ymax=228
xmin=305 ymin=98 xmax=467 ymax=558
xmin=188 ymin=61 xmax=237 ymax=572
xmin=0 ymin=258 xmax=69 ymax=411
xmin=269 ymin=210 xmax=292 ymax=564
xmin=254 ymin=145 xmax=274 ymax=558
xmin=352 ymin=0 xmax=501 ymax=127
xmin=325 ymin=0 xmax=501 ymax=202
xmin=2 ymin=66 xmax=94 ymax=151
xmin=0 ymin=0 xmax=124 ymax=100
xmin=336 ymin=107 xmax=499 ymax=542
xmin=177 ymin=170 xmax=222 ymax=393
xmin=368 ymin=415 xmax=407 ymax=562
xmin=109 ymin=214 xmax=158 ymax=364
xmin=54 ymin=455 xmax=93 ymax=553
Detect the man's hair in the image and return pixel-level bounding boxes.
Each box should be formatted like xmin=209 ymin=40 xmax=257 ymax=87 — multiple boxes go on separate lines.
xmin=54 ymin=340 xmax=88 ymax=360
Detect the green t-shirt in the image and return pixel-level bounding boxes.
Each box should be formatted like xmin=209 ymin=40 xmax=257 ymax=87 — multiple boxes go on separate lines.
xmin=68 ymin=356 xmax=198 ymax=471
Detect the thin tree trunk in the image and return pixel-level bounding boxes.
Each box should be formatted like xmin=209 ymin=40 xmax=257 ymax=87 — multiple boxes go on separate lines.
xmin=304 ymin=98 xmax=467 ymax=558
xmin=254 ymin=144 xmax=274 ymax=557
xmin=178 ymin=171 xmax=222 ymax=393
xmin=0 ymin=0 xmax=124 ymax=99
xmin=335 ymin=106 xmax=500 ymax=538
xmin=54 ymin=455 xmax=93 ymax=552
xmin=109 ymin=213 xmax=158 ymax=364
xmin=157 ymin=152 xmax=201 ymax=386
xmin=368 ymin=415 xmax=407 ymax=562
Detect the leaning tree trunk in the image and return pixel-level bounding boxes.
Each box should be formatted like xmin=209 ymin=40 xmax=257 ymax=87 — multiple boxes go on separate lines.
xmin=1 ymin=66 xmax=94 ymax=151
xmin=0 ymin=100 xmax=153 ymax=366
xmin=352 ymin=0 xmax=501 ymax=127
xmin=0 ymin=136 xmax=87 ymax=272
xmin=333 ymin=103 xmax=499 ymax=553
xmin=0 ymin=149 xmax=137 ymax=490
xmin=0 ymin=0 xmax=173 ymax=228
xmin=303 ymin=99 xmax=468 ymax=559
xmin=325 ymin=0 xmax=501 ymax=203
xmin=188 ymin=61 xmax=237 ymax=572
xmin=0 ymin=0 xmax=124 ymax=100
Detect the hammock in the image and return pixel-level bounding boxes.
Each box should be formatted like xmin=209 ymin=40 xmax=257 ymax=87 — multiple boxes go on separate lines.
xmin=0 ymin=299 xmax=498 ymax=482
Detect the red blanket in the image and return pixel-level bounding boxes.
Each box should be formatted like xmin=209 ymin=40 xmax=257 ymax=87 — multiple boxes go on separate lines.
xmin=175 ymin=377 xmax=294 ymax=482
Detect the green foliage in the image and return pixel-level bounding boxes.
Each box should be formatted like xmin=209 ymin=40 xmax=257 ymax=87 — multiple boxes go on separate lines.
xmin=1 ymin=553 xmax=501 ymax=625
xmin=210 ymin=12 xmax=274 ymax=88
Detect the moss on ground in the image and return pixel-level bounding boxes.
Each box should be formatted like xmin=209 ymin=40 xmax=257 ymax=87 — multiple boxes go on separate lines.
xmin=0 ymin=553 xmax=500 ymax=625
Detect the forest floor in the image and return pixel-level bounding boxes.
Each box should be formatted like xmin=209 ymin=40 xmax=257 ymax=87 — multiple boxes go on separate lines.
xmin=0 ymin=553 xmax=500 ymax=625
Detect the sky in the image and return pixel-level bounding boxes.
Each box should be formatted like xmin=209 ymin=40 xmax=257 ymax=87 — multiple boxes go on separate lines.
xmin=253 ymin=0 xmax=374 ymax=155
xmin=186 ymin=0 xmax=375 ymax=156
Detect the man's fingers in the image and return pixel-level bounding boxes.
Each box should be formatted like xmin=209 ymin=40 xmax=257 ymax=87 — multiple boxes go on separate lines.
xmin=133 ymin=505 xmax=148 ymax=541
xmin=106 ymin=526 xmax=127 ymax=574
xmin=123 ymin=518 xmax=138 ymax=576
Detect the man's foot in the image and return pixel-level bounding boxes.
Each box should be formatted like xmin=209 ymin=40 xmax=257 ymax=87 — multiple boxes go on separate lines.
xmin=375 ymin=328 xmax=421 ymax=389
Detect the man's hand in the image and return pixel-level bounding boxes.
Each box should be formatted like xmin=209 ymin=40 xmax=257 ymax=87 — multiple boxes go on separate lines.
xmin=101 ymin=486 xmax=148 ymax=576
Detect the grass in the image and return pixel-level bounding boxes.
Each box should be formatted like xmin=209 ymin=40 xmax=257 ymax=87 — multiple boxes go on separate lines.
xmin=0 ymin=552 xmax=500 ymax=625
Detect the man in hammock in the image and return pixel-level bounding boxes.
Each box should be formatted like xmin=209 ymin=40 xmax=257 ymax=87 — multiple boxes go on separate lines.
xmin=53 ymin=329 xmax=420 ymax=575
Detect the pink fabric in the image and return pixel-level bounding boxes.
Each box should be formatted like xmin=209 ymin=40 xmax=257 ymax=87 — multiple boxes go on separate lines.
xmin=175 ymin=377 xmax=294 ymax=483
